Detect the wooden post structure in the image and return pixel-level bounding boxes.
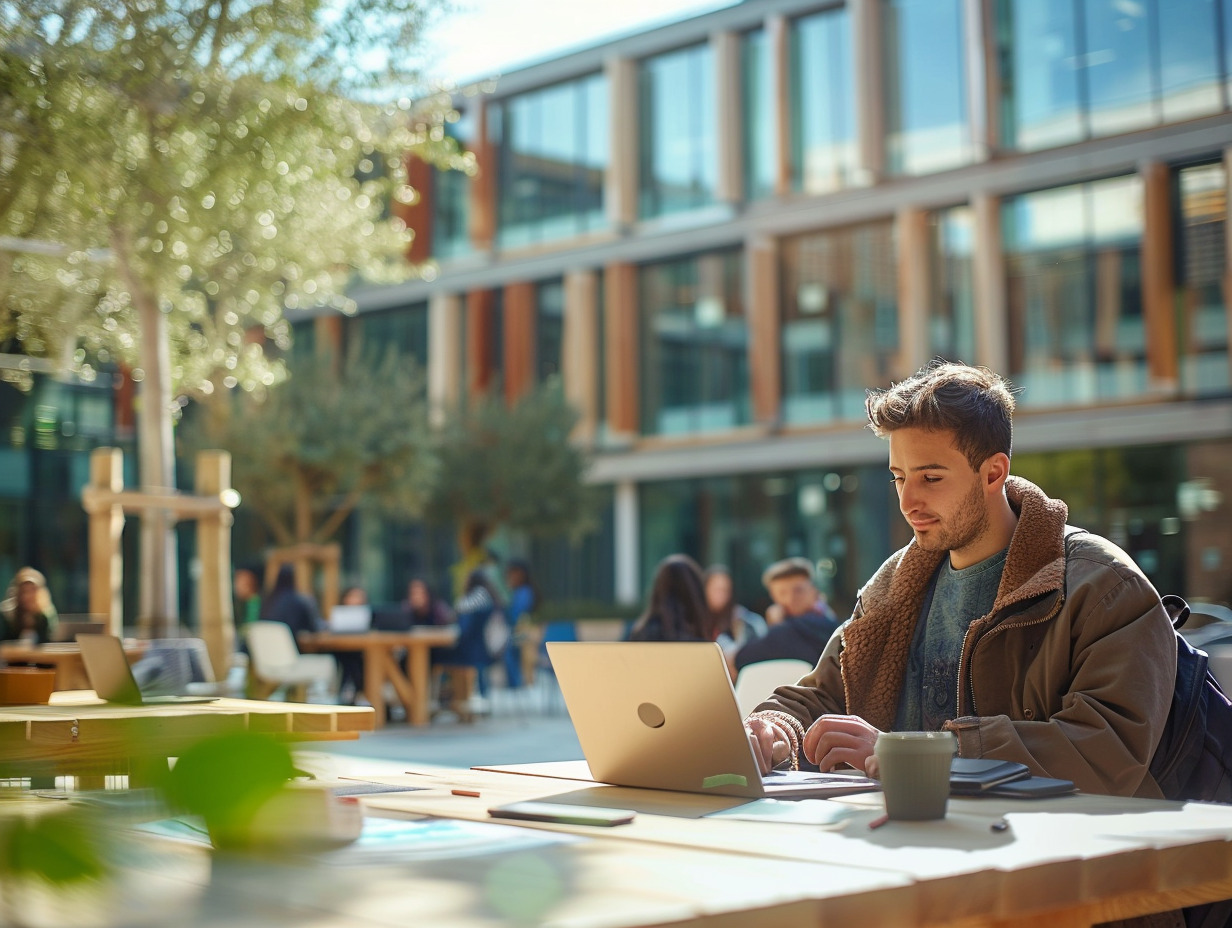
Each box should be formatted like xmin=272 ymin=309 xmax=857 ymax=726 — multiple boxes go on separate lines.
xmin=87 ymin=448 xmax=125 ymax=636
xmin=82 ymin=447 xmax=238 ymax=681
xmin=195 ymin=451 xmax=235 ymax=680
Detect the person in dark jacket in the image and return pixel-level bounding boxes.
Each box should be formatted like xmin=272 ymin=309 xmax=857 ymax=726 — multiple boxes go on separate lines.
xmin=259 ymin=564 xmax=323 ymax=639
xmin=628 ymin=554 xmax=717 ymax=643
xmin=733 ymin=558 xmax=839 ymax=672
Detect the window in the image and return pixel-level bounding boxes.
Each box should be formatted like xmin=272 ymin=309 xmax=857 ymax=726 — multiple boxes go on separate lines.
xmin=928 ymin=206 xmax=977 ymax=364
xmin=998 ymin=0 xmax=1225 ymax=152
xmin=781 ymin=221 xmax=899 ymax=424
xmin=1176 ymin=162 xmax=1230 ymax=395
xmin=1003 ymin=175 xmax=1146 ymax=406
xmin=432 ymin=110 xmax=473 ymax=259
xmin=536 ymin=279 xmax=565 ymax=382
xmin=884 ymin=0 xmax=972 ymax=176
xmin=790 ymin=6 xmax=855 ymax=192
xmin=359 ymin=303 xmax=429 ymax=368
xmin=742 ymin=29 xmax=776 ymax=201
xmin=492 ymin=73 xmax=608 ymax=247
xmin=639 ymin=251 xmax=749 ymax=435
xmin=639 ymin=44 xmax=717 ymax=218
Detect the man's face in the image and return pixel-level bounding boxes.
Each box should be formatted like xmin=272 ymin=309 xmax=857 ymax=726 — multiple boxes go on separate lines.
xmin=234 ymin=569 xmax=257 ymax=599
xmin=16 ymin=581 xmax=38 ymax=611
xmin=767 ymin=575 xmax=817 ymax=618
xmin=888 ymin=427 xmax=991 ymax=559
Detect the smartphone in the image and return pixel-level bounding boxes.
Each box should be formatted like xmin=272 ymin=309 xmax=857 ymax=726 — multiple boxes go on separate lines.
xmin=985 ymin=776 xmax=1076 ymax=798
xmin=488 ymin=801 xmax=636 ymax=827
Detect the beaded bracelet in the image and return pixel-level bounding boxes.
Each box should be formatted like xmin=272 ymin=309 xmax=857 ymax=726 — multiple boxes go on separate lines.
xmin=748 ymin=709 xmax=807 ymax=771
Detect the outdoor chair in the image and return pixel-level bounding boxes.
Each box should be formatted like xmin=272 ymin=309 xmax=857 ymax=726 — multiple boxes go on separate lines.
xmin=245 ymin=621 xmax=335 ymax=702
xmin=734 ymin=658 xmax=812 ymax=719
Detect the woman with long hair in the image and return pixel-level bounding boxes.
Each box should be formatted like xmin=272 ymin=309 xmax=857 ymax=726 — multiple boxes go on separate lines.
xmin=0 ymin=567 xmax=58 ymax=644
xmin=628 ymin=554 xmax=716 ymax=642
xmin=704 ymin=564 xmax=767 ymax=677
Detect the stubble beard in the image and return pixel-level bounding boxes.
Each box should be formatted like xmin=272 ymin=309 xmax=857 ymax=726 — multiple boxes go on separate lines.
xmin=911 ymin=479 xmax=991 ymax=556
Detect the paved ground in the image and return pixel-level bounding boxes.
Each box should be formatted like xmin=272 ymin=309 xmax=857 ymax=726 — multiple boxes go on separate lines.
xmin=295 ymin=680 xmax=584 ymax=779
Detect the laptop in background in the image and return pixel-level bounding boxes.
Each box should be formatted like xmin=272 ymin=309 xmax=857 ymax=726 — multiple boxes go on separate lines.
xmin=52 ymin=618 xmax=107 ymax=642
xmin=328 ymin=604 xmax=372 ymax=633
xmin=546 ymin=641 xmax=880 ymax=800
xmin=77 ymin=634 xmax=218 ymax=705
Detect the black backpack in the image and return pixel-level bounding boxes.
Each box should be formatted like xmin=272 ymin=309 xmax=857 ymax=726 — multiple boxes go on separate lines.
xmin=1149 ymin=594 xmax=1232 ymax=804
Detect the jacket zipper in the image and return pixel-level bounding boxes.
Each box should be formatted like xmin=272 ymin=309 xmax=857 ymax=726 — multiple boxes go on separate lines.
xmin=959 ymin=595 xmax=1064 ymax=717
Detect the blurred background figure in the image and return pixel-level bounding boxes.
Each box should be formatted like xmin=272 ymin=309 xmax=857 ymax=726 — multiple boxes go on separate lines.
xmin=259 ymin=563 xmax=324 ymax=638
xmin=435 ymin=569 xmax=507 ymax=711
xmin=333 ymin=584 xmax=368 ymax=703
xmin=628 ymin=554 xmax=716 ymax=642
xmin=705 ymin=564 xmax=767 ymax=678
xmin=0 ymin=567 xmax=58 ymax=644
xmin=403 ymin=578 xmax=455 ymax=627
xmin=503 ymin=558 xmax=538 ymax=688
xmin=735 ymin=558 xmax=839 ymax=672
xmin=233 ymin=565 xmax=262 ymax=632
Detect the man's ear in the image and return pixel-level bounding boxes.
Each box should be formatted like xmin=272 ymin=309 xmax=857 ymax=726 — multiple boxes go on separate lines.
xmin=982 ymin=452 xmax=1011 ymax=492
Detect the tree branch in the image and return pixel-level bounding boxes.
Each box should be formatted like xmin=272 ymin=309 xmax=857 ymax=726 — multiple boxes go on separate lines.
xmin=311 ymin=486 xmax=364 ymax=544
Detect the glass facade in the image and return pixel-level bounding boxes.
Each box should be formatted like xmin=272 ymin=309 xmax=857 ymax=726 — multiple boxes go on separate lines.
xmin=927 ymin=205 xmax=977 ymax=364
xmin=639 ymin=251 xmax=749 ymax=435
xmin=781 ymin=220 xmax=899 ymax=424
xmin=1003 ymin=175 xmax=1146 ymax=407
xmin=790 ymin=6 xmax=855 ymax=192
xmin=884 ymin=0 xmax=972 ymax=175
xmin=742 ymin=28 xmax=775 ymax=201
xmin=536 ymin=279 xmax=565 ymax=382
xmin=998 ymin=0 xmax=1226 ymax=152
xmin=358 ymin=302 xmax=429 ymax=367
xmin=639 ymin=465 xmax=899 ymax=616
xmin=492 ymin=73 xmax=608 ymax=247
xmin=639 ymin=44 xmax=717 ymax=218
xmin=1177 ymin=161 xmax=1230 ymax=395
xmin=432 ymin=109 xmax=474 ymax=259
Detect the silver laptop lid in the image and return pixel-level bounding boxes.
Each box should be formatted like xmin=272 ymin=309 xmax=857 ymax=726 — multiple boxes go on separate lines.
xmin=546 ymin=641 xmax=767 ymax=799
xmin=77 ymin=634 xmax=144 ymax=705
xmin=328 ymin=604 xmax=372 ymax=633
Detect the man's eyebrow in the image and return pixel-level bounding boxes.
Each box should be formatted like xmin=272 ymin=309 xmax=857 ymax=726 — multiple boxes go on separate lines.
xmin=889 ymin=464 xmax=951 ymax=472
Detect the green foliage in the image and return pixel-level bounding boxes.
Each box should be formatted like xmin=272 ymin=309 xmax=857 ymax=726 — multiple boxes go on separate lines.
xmin=0 ymin=806 xmax=109 ymax=885
xmin=0 ymin=0 xmax=466 ymax=394
xmin=158 ymin=731 xmax=297 ymax=848
xmin=181 ymin=344 xmax=436 ymax=543
xmin=427 ymin=381 xmax=600 ymax=546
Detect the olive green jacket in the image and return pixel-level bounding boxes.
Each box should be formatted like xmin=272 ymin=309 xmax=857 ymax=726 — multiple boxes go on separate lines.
xmin=759 ymin=476 xmax=1176 ymax=798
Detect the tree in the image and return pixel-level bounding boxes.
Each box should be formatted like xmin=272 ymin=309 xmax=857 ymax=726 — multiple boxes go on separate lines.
xmin=427 ymin=381 xmax=600 ymax=595
xmin=0 ymin=0 xmax=468 ymax=631
xmin=182 ymin=345 xmax=436 ymax=552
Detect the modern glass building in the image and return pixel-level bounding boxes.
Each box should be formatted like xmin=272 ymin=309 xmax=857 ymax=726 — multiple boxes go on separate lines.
xmin=310 ymin=0 xmax=1232 ymax=615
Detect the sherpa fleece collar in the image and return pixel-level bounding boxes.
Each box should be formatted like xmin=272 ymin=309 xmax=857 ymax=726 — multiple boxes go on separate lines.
xmin=839 ymin=476 xmax=1070 ymax=731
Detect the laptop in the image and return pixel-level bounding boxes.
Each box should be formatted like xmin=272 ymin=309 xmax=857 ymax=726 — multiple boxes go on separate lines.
xmin=77 ymin=634 xmax=218 ymax=705
xmin=328 ymin=604 xmax=373 ymax=633
xmin=52 ymin=618 xmax=107 ymax=642
xmin=546 ymin=641 xmax=880 ymax=800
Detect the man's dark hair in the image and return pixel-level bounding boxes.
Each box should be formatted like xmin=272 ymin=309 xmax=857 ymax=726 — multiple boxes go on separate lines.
xmin=761 ymin=557 xmax=815 ymax=589
xmin=865 ymin=361 xmax=1016 ymax=470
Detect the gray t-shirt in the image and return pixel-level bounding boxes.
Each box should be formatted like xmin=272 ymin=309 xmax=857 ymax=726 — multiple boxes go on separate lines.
xmin=894 ymin=548 xmax=1007 ymax=732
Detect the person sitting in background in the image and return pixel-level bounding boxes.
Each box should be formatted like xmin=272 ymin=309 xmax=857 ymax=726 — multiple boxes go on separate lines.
xmin=233 ymin=565 xmax=262 ymax=632
xmin=705 ymin=564 xmax=768 ymax=679
xmin=259 ymin=564 xmax=323 ymax=639
xmin=403 ymin=578 xmax=455 ymax=627
xmin=503 ymin=558 xmax=538 ymax=688
xmin=435 ymin=569 xmax=506 ymax=706
xmin=733 ymin=557 xmax=839 ymax=673
xmin=628 ymin=554 xmax=717 ymax=643
xmin=0 ymin=567 xmax=58 ymax=644
xmin=332 ymin=585 xmax=367 ymax=704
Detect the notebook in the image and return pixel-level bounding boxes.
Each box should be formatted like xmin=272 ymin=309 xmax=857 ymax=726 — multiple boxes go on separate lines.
xmin=545 ymin=641 xmax=880 ymax=800
xmin=328 ymin=604 xmax=373 ymax=633
xmin=77 ymin=634 xmax=218 ymax=705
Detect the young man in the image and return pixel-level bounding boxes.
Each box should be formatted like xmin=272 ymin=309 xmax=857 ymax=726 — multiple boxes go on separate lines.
xmin=746 ymin=362 xmax=1177 ymax=798
xmin=733 ymin=558 xmax=839 ymax=672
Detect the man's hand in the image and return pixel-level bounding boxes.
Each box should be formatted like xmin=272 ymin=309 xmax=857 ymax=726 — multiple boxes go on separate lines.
xmin=746 ymin=717 xmax=790 ymax=775
xmin=802 ymin=714 xmax=882 ymax=776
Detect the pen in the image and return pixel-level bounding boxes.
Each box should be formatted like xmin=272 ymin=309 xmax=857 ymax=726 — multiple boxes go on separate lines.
xmin=868 ymin=813 xmax=890 ymax=830
xmin=451 ymin=789 xmax=481 ymax=798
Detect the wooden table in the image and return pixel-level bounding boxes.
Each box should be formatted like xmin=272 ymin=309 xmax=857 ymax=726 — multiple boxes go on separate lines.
xmin=0 ymin=691 xmax=375 ymax=787
xmin=297 ymin=627 xmax=457 ymax=728
xmin=0 ymin=639 xmax=147 ymax=690
xmin=352 ymin=763 xmax=1232 ymax=928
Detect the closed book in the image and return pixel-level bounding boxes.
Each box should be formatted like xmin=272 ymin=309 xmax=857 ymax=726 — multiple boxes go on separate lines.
xmin=949 ymin=758 xmax=1031 ymax=794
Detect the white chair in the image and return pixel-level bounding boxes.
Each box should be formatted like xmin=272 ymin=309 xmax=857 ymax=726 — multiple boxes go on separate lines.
xmin=734 ymin=659 xmax=813 ymax=719
xmin=244 ymin=621 xmax=335 ymax=702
